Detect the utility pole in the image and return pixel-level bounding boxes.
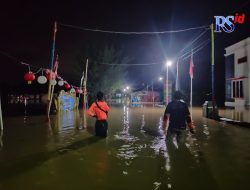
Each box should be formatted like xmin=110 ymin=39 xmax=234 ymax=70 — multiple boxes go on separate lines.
xmin=211 ymin=23 xmax=216 ymax=117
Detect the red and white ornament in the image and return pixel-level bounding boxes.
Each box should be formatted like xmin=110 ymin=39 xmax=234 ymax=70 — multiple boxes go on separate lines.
xmin=65 ymin=83 xmax=71 ymax=89
xmin=37 ymin=75 xmax=47 ymax=84
xmin=45 ymin=69 xmax=56 ymax=80
xmin=24 ymin=71 xmax=35 ymax=84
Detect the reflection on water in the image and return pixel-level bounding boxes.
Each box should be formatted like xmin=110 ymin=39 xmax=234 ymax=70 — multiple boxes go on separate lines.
xmin=115 ymin=106 xmax=140 ymax=166
xmin=0 ymin=130 xmax=3 ymax=149
xmin=0 ymin=107 xmax=250 ymax=190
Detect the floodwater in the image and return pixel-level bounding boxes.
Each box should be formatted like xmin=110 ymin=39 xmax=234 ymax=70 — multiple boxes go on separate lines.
xmin=0 ymin=106 xmax=250 ymax=190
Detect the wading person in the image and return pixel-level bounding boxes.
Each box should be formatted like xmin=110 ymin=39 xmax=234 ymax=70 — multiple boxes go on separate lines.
xmin=163 ymin=91 xmax=194 ymax=144
xmin=87 ymin=91 xmax=110 ymax=137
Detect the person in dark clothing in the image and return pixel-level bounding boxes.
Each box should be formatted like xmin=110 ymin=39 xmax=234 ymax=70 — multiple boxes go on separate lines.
xmin=87 ymin=91 xmax=110 ymax=137
xmin=163 ymin=91 xmax=194 ymax=143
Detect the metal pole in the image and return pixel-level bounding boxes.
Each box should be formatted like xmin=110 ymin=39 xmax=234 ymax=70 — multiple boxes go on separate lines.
xmin=151 ymin=80 xmax=154 ymax=107
xmin=176 ymin=58 xmax=179 ymax=91
xmin=190 ymin=50 xmax=193 ymax=119
xmin=190 ymin=72 xmax=193 ymax=119
xmin=211 ymin=23 xmax=215 ymax=116
xmin=166 ymin=66 xmax=169 ymax=105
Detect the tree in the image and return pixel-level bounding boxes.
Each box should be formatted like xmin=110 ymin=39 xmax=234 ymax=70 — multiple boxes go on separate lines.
xmin=73 ymin=44 xmax=130 ymax=97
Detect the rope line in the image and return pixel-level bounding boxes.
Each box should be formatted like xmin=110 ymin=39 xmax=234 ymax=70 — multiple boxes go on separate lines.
xmin=59 ymin=23 xmax=209 ymax=35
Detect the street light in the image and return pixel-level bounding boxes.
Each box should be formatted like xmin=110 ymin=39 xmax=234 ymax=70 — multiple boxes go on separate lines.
xmin=126 ymin=86 xmax=130 ymax=90
xmin=166 ymin=60 xmax=172 ymax=105
xmin=159 ymin=77 xmax=163 ymax=81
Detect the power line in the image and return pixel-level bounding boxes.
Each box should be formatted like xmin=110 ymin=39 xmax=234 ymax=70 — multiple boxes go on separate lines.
xmin=58 ymin=22 xmax=209 ymax=35
xmin=177 ymin=28 xmax=209 ymax=56
xmin=99 ymin=61 xmax=163 ymax=66
xmin=181 ymin=40 xmax=211 ymax=60
xmin=178 ymin=39 xmax=211 ymax=60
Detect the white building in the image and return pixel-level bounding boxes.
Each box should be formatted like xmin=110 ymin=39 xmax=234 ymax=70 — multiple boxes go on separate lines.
xmin=224 ymin=37 xmax=250 ymax=107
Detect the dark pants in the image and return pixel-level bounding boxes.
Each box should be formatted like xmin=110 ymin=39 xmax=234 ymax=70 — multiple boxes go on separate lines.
xmin=95 ymin=120 xmax=108 ymax=137
xmin=167 ymin=128 xmax=186 ymax=144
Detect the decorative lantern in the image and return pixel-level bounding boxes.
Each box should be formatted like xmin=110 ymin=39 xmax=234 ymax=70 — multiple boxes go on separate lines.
xmin=24 ymin=71 xmax=35 ymax=84
xmin=75 ymin=88 xmax=81 ymax=94
xmin=51 ymin=80 xmax=57 ymax=86
xmin=58 ymin=80 xmax=64 ymax=86
xmin=65 ymin=83 xmax=71 ymax=89
xmin=37 ymin=75 xmax=47 ymax=84
xmin=45 ymin=69 xmax=56 ymax=80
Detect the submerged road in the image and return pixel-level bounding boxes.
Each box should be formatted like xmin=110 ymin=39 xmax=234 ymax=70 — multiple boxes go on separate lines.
xmin=0 ymin=107 xmax=250 ymax=190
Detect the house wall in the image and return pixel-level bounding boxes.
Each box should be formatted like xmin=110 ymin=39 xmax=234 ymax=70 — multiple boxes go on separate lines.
xmin=224 ymin=37 xmax=250 ymax=107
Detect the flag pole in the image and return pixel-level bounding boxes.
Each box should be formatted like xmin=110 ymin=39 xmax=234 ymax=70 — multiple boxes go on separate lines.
xmin=176 ymin=58 xmax=179 ymax=91
xmin=190 ymin=50 xmax=194 ymax=119
xmin=47 ymin=21 xmax=57 ymax=119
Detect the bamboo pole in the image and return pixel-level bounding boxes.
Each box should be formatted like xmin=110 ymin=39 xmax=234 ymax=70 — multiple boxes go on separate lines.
xmin=47 ymin=21 xmax=57 ymax=119
xmin=83 ymin=59 xmax=89 ymax=128
xmin=0 ymin=95 xmax=3 ymax=132
xmin=48 ymin=55 xmax=59 ymax=116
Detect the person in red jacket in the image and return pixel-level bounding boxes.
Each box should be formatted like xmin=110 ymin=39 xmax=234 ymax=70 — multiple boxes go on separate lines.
xmin=87 ymin=91 xmax=110 ymax=137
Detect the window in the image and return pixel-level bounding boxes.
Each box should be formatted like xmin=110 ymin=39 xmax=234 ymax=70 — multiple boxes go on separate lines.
xmin=233 ymin=82 xmax=236 ymax=97
xmin=232 ymin=80 xmax=244 ymax=98
xmin=238 ymin=56 xmax=247 ymax=64
xmin=240 ymin=81 xmax=243 ymax=98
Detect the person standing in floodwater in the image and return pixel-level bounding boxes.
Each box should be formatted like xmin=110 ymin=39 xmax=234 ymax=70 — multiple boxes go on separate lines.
xmin=87 ymin=91 xmax=110 ymax=137
xmin=163 ymin=91 xmax=194 ymax=144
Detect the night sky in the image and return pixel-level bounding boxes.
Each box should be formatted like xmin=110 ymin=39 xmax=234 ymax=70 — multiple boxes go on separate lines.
xmin=0 ymin=0 xmax=249 ymax=105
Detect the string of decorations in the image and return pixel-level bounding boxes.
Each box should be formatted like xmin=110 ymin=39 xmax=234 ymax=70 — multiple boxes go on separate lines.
xmin=22 ymin=64 xmax=85 ymax=93
xmin=0 ymin=50 xmax=84 ymax=94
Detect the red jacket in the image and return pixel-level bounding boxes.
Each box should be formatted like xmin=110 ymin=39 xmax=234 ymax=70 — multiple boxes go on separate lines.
xmin=87 ymin=101 xmax=110 ymax=120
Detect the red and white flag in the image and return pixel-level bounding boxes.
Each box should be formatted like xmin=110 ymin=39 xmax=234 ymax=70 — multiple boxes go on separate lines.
xmin=53 ymin=54 xmax=59 ymax=75
xmin=189 ymin=53 xmax=194 ymax=79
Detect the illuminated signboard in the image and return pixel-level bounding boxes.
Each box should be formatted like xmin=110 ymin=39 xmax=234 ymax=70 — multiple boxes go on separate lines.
xmin=58 ymin=91 xmax=76 ymax=111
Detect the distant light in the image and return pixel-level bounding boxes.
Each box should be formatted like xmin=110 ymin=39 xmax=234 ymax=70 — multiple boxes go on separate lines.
xmin=126 ymin=86 xmax=130 ymax=90
xmin=159 ymin=77 xmax=163 ymax=81
xmin=166 ymin=60 xmax=172 ymax=67
xmin=123 ymin=89 xmax=127 ymax=92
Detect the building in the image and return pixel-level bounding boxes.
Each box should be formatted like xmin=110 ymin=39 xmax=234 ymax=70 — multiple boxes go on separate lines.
xmin=130 ymin=90 xmax=161 ymax=106
xmin=224 ymin=37 xmax=250 ymax=107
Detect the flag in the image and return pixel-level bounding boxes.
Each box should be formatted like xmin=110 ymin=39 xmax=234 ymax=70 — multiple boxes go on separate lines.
xmin=53 ymin=55 xmax=59 ymax=75
xmin=189 ymin=53 xmax=194 ymax=78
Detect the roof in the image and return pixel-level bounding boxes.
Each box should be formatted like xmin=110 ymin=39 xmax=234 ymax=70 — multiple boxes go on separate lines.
xmin=224 ymin=37 xmax=250 ymax=56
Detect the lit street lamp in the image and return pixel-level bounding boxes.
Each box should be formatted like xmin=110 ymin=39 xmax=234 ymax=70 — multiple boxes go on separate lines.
xmin=166 ymin=60 xmax=172 ymax=105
